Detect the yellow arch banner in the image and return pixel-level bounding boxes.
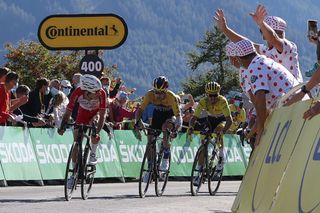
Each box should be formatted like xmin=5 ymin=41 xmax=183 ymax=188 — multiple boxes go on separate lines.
xmin=232 ymin=99 xmax=319 ymax=213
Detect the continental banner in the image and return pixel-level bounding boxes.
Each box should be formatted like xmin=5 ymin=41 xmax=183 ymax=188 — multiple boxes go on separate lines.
xmin=28 ymin=128 xmax=123 ymax=179
xmin=0 ymin=127 xmax=42 ymax=181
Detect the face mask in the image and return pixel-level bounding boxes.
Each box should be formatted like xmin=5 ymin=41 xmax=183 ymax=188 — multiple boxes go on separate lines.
xmin=62 ymin=87 xmax=71 ymax=96
xmin=45 ymin=87 xmax=50 ymax=95
xmin=50 ymin=87 xmax=59 ymax=96
xmin=11 ymin=83 xmax=18 ymax=93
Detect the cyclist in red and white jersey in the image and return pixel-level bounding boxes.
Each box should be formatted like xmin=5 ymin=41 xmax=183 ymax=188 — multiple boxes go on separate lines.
xmin=58 ymin=74 xmax=107 ymax=167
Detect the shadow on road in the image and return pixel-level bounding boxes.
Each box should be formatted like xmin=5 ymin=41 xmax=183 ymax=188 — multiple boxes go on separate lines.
xmin=0 ymin=197 xmax=65 ymax=203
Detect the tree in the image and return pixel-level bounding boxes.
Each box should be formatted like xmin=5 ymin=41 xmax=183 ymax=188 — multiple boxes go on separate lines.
xmin=3 ymin=41 xmax=117 ymax=88
xmin=183 ymin=26 xmax=240 ymax=97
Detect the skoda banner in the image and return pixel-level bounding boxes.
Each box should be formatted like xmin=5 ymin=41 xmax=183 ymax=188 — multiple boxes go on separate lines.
xmin=0 ymin=127 xmax=42 ymax=181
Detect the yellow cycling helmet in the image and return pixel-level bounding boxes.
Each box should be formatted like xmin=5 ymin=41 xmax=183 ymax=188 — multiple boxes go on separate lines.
xmin=205 ymin=82 xmax=221 ymax=94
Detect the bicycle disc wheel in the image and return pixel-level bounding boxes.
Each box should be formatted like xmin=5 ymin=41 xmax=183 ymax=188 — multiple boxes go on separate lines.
xmin=190 ymin=145 xmax=206 ymax=196
xmin=208 ymin=150 xmax=223 ymax=195
xmin=155 ymin=150 xmax=171 ymax=196
xmin=64 ymin=143 xmax=79 ymax=201
xmin=81 ymin=144 xmax=95 ymax=200
xmin=139 ymin=144 xmax=154 ymax=198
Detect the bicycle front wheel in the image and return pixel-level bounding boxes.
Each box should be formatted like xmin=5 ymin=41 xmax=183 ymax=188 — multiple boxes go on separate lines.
xmin=64 ymin=143 xmax=79 ymax=201
xmin=155 ymin=149 xmax=171 ymax=196
xmin=208 ymin=149 xmax=223 ymax=195
xmin=81 ymin=143 xmax=96 ymax=200
xmin=139 ymin=144 xmax=154 ymax=198
xmin=190 ymin=145 xmax=206 ymax=196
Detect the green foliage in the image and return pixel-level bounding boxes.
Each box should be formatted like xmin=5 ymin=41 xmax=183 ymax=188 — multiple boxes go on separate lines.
xmin=4 ymin=41 xmax=82 ymax=88
xmin=183 ymin=27 xmax=240 ymax=97
xmin=3 ymin=41 xmax=119 ymax=89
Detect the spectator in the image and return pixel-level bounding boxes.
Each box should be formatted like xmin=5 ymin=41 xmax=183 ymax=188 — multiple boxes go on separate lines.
xmin=61 ymin=80 xmax=72 ymax=97
xmin=0 ymin=72 xmax=20 ymax=125
xmin=109 ymin=91 xmax=136 ymax=129
xmin=70 ymin=73 xmax=82 ymax=121
xmin=47 ymin=91 xmax=68 ymax=128
xmin=250 ymin=5 xmax=303 ymax=82
xmin=181 ymin=107 xmax=194 ymax=133
xmin=100 ymin=75 xmax=111 ymax=95
xmin=233 ymin=39 xmax=298 ymax=145
xmin=45 ymin=79 xmax=60 ymax=112
xmin=109 ymin=78 xmax=122 ymax=99
xmin=12 ymin=85 xmax=46 ymax=127
xmin=214 ymin=7 xmax=303 ymax=83
xmin=20 ymin=78 xmax=50 ymax=117
xmin=0 ymin=67 xmax=9 ymax=83
xmin=181 ymin=93 xmax=195 ymax=112
xmin=70 ymin=73 xmax=82 ymax=94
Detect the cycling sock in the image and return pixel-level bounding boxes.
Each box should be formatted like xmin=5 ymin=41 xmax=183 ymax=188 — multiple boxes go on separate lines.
xmin=163 ymin=148 xmax=170 ymax=159
xmin=91 ymin=143 xmax=98 ymax=155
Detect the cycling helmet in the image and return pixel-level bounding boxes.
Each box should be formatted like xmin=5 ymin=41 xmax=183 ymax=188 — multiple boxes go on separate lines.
xmin=80 ymin=74 xmax=102 ymax=93
xmin=205 ymin=82 xmax=221 ymax=94
xmin=153 ymin=76 xmax=168 ymax=91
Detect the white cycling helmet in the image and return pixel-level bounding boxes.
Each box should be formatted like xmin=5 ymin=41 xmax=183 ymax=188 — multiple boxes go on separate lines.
xmin=80 ymin=74 xmax=102 ymax=93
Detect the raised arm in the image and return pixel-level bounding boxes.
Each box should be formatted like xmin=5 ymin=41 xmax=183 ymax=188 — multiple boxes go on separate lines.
xmin=250 ymin=5 xmax=283 ymax=52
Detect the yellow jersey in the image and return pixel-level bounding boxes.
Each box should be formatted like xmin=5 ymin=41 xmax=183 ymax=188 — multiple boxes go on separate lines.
xmin=194 ymin=95 xmax=231 ymax=118
xmin=140 ymin=90 xmax=181 ymax=116
xmin=229 ymin=104 xmax=246 ymax=132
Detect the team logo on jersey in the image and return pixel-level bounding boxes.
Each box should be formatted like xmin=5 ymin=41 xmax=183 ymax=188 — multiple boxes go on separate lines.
xmin=251 ymin=75 xmax=258 ymax=83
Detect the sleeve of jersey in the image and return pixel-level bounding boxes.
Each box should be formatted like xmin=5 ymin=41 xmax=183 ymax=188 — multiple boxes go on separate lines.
xmin=66 ymin=88 xmax=80 ymax=112
xmin=281 ymin=40 xmax=293 ymax=56
xmin=99 ymin=90 xmax=107 ymax=110
xmin=222 ymin=99 xmax=231 ymax=117
xmin=172 ymin=97 xmax=181 ymax=117
xmin=193 ymin=99 xmax=205 ymax=118
xmin=240 ymin=109 xmax=246 ymax=122
xmin=250 ymin=69 xmax=270 ymax=94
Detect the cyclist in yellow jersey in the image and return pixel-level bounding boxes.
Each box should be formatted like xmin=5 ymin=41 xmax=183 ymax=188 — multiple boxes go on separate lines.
xmin=188 ymin=82 xmax=232 ymax=179
xmin=228 ymin=96 xmax=246 ymax=133
xmin=135 ymin=76 xmax=182 ymax=181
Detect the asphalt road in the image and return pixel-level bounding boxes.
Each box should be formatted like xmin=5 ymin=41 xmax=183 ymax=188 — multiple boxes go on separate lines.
xmin=0 ymin=181 xmax=240 ymax=213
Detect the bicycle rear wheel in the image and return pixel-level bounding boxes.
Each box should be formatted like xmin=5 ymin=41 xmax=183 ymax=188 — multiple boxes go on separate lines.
xmin=208 ymin=149 xmax=223 ymax=195
xmin=155 ymin=148 xmax=171 ymax=196
xmin=190 ymin=145 xmax=206 ymax=196
xmin=139 ymin=144 xmax=155 ymax=198
xmin=81 ymin=143 xmax=96 ymax=200
xmin=64 ymin=143 xmax=79 ymax=201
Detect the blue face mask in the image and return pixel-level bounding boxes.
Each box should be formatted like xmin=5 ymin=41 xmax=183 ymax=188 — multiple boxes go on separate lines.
xmin=50 ymin=87 xmax=59 ymax=96
xmin=234 ymin=101 xmax=240 ymax=107
xmin=62 ymin=87 xmax=71 ymax=96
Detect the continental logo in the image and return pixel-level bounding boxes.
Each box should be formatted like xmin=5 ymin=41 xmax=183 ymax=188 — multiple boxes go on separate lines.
xmin=38 ymin=14 xmax=128 ymax=50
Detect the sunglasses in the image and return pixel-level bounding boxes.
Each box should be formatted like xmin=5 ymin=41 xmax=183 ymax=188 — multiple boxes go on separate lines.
xmin=208 ymin=93 xmax=218 ymax=98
